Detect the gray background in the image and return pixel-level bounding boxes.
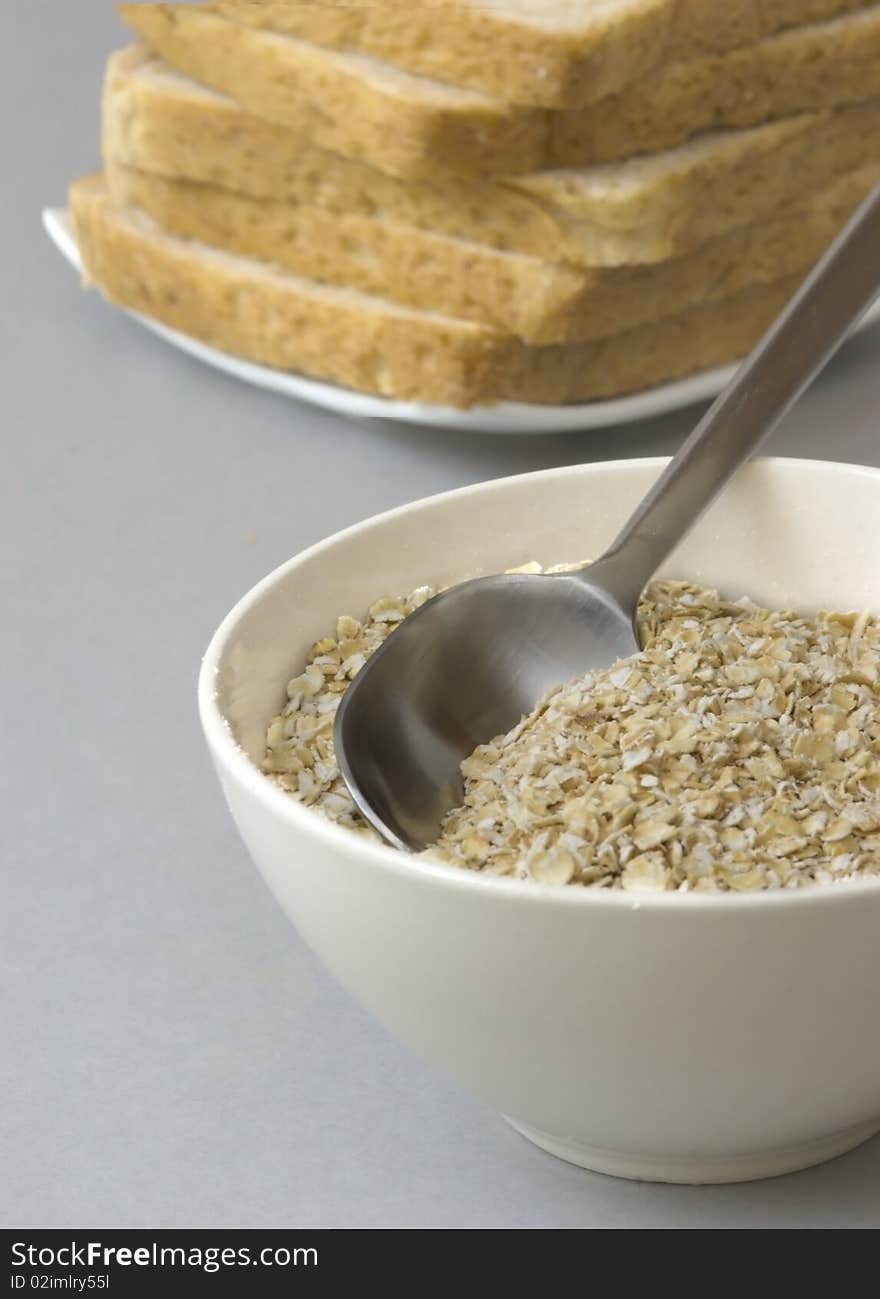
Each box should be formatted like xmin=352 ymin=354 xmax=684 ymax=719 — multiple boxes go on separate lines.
xmin=3 ymin=3 xmax=880 ymax=1229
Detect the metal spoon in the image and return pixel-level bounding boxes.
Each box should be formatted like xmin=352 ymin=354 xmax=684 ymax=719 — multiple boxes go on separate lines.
xmin=335 ymin=181 xmax=880 ymax=852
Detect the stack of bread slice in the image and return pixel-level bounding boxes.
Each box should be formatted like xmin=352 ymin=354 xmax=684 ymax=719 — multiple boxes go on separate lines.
xmin=70 ymin=2 xmax=880 ymax=408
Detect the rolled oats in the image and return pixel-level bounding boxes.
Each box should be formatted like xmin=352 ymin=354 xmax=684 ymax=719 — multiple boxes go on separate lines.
xmin=262 ymin=576 xmax=880 ymax=893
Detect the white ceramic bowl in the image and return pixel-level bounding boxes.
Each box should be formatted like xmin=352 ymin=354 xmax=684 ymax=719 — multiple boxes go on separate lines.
xmin=199 ymin=458 xmax=880 ymax=1184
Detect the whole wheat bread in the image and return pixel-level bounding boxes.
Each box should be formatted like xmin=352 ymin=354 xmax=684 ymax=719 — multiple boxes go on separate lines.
xmin=119 ymin=3 xmax=880 ymax=176
xmin=214 ymin=0 xmax=873 ymax=108
xmin=104 ymin=49 xmax=880 ymax=266
xmin=71 ymin=173 xmax=804 ymax=407
xmin=105 ymin=158 xmax=880 ymax=345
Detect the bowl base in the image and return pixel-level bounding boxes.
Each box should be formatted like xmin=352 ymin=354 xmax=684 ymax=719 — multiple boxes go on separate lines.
xmin=505 ymin=1116 xmax=880 ymax=1185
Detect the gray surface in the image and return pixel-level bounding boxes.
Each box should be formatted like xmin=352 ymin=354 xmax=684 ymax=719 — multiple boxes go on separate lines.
xmin=3 ymin=4 xmax=880 ymax=1230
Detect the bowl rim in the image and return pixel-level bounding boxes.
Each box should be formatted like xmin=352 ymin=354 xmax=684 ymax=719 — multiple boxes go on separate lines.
xmin=198 ymin=454 xmax=880 ymax=914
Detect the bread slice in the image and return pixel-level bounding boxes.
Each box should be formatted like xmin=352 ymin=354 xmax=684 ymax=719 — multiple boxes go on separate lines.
xmin=119 ymin=3 xmax=880 ymax=175
xmin=70 ymin=173 xmax=506 ymax=406
xmin=118 ymin=3 xmax=545 ymax=179
xmin=70 ymin=173 xmax=804 ymax=407
xmin=104 ymin=49 xmax=880 ymax=267
xmin=214 ymin=0 xmax=873 ymax=109
xmin=104 ymin=161 xmax=594 ymax=344
xmin=101 ymin=48 xmax=576 ymax=255
xmin=105 ymin=159 xmax=880 ymax=345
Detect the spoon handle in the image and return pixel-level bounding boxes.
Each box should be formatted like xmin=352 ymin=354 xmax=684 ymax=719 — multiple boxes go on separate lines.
xmin=592 ymin=179 xmax=880 ymax=608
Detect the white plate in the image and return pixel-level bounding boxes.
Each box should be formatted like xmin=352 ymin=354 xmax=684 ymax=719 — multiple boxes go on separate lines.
xmin=45 ymin=206 xmax=880 ymax=435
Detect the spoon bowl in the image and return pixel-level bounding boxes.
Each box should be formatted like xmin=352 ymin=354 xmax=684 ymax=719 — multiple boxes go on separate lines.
xmin=335 ymin=570 xmax=639 ymax=849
